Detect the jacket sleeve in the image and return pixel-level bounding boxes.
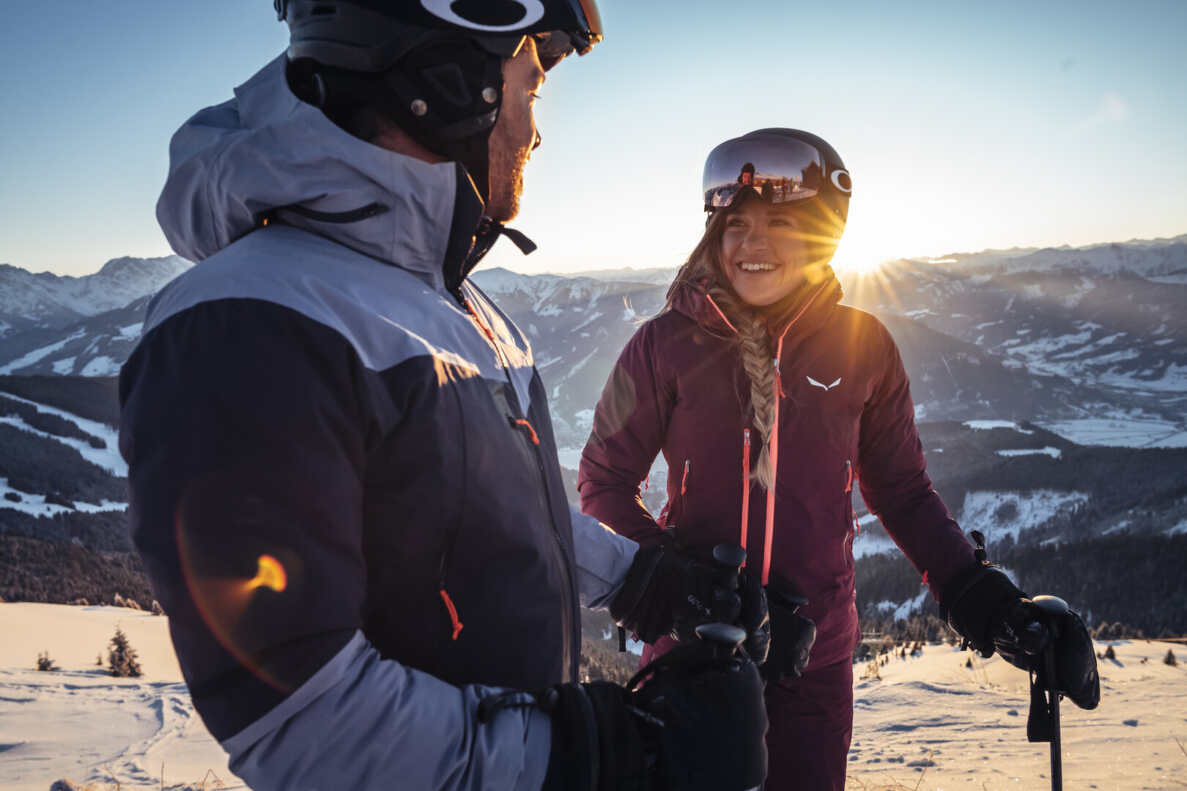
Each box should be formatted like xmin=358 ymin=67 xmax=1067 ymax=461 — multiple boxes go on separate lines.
xmin=578 ymin=320 xmax=675 ymax=547
xmin=569 ymin=504 xmax=638 ymax=609
xmin=855 ymin=323 xmax=977 ymax=598
xmin=120 ymin=299 xmax=549 ymax=791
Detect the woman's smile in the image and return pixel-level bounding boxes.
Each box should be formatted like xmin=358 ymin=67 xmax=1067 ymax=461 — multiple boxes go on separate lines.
xmin=720 ymin=200 xmax=812 ymax=306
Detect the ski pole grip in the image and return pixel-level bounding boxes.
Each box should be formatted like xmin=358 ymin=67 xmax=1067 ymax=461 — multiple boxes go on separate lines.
xmin=710 ymin=544 xmax=746 ymax=623
xmin=695 ymin=622 xmax=747 ymax=659
xmin=711 ymin=543 xmax=746 ymax=586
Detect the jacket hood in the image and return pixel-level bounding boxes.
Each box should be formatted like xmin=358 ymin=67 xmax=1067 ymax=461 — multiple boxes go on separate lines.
xmin=156 ymin=54 xmax=478 ymax=291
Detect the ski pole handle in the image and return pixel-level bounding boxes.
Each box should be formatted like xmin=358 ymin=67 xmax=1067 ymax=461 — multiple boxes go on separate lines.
xmin=710 ymin=544 xmax=746 ymax=623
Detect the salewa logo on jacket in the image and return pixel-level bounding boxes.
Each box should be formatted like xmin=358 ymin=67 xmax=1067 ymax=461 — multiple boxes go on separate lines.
xmin=806 ymin=376 xmax=842 ymax=391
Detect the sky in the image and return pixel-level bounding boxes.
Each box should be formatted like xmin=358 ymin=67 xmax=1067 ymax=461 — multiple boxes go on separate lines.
xmin=1 ymin=0 xmax=1185 ymax=278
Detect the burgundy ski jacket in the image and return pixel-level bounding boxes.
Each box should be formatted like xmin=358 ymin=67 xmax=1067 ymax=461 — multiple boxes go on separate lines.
xmin=579 ymin=277 xmax=977 ymax=669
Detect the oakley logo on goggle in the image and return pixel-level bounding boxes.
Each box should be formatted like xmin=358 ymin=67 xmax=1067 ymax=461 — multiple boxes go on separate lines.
xmin=420 ymin=0 xmax=545 ymax=31
xmin=830 ymin=169 xmax=853 ymax=194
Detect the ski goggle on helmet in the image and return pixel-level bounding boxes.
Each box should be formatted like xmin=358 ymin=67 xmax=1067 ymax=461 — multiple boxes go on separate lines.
xmin=276 ymin=0 xmax=603 ymax=72
xmin=703 ymin=129 xmax=852 ymax=229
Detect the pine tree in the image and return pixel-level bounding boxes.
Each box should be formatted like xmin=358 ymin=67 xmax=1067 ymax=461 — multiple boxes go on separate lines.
xmin=107 ymin=626 xmax=142 ymax=677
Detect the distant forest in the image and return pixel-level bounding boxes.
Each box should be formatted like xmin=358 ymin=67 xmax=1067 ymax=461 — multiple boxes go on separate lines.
xmin=856 ymin=532 xmax=1187 ymax=639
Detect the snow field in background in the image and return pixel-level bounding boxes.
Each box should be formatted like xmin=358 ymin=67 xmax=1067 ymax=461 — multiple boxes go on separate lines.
xmin=962 ymin=420 xmax=1034 ymax=434
xmin=0 ymin=330 xmax=87 ymax=375
xmin=0 ymin=389 xmax=125 ymax=477
xmin=957 ymin=490 xmax=1089 ymax=543
xmin=996 ymin=447 xmax=1061 ymax=458
xmin=1038 ymin=417 xmax=1187 ymax=448
xmin=0 ymin=477 xmax=124 ymax=518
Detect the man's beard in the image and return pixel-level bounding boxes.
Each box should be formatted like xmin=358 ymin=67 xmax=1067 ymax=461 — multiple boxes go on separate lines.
xmin=486 ymin=135 xmax=529 ymax=222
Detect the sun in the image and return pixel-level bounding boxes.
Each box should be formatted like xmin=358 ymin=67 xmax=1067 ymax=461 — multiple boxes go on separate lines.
xmin=830 ymin=230 xmax=889 ymax=276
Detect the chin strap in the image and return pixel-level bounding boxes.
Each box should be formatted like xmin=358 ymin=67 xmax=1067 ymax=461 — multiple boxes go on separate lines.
xmin=489 ymin=221 xmax=538 ymax=255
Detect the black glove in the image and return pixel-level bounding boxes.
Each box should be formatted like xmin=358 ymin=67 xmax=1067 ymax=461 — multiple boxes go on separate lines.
xmin=491 ymin=634 xmax=768 ymax=791
xmin=611 ymin=544 xmax=748 ymax=645
xmin=737 ymin=569 xmax=771 ymax=665
xmin=940 ymin=562 xmax=1028 ymax=658
xmin=941 ymin=563 xmax=1099 ymax=711
xmin=761 ymin=573 xmax=816 ymax=683
xmin=994 ymin=598 xmax=1101 ymax=711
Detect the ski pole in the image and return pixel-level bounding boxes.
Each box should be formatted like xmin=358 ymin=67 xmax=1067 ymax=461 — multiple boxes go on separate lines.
xmin=1032 ymin=595 xmax=1069 ymax=791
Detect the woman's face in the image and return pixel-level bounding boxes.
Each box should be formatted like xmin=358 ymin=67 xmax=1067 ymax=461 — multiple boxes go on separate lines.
xmin=719 ymin=200 xmax=816 ymax=307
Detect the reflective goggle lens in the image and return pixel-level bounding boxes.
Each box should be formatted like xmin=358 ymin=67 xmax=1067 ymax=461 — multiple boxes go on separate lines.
xmin=703 ymin=136 xmax=849 ymax=211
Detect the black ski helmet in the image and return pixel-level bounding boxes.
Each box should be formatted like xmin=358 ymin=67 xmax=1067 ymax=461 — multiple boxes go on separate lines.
xmin=275 ymin=0 xmax=603 ymax=199
xmin=702 ymin=128 xmax=852 ymax=228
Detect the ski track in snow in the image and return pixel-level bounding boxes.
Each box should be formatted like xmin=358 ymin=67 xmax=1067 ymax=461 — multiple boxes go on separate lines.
xmin=0 ymin=390 xmax=125 ymax=476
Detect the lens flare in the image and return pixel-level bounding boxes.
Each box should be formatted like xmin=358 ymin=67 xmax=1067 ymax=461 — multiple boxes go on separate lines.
xmin=249 ymin=554 xmax=287 ymax=593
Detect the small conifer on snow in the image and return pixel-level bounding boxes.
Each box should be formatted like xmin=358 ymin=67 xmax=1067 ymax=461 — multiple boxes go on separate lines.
xmin=107 ymin=626 xmax=142 ymax=677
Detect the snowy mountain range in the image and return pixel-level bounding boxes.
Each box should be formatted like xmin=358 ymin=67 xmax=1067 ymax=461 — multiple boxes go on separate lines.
xmin=1 ymin=233 xmax=1185 ymax=632
xmin=0 ymin=255 xmax=190 ymax=339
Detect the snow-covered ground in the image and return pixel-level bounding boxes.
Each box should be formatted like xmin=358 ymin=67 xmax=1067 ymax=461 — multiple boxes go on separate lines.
xmin=0 ymin=604 xmax=240 ymax=791
xmin=848 ymin=639 xmax=1187 ymax=790
xmin=1038 ymin=418 xmax=1187 ymax=449
xmin=3 ymin=604 xmax=1184 ymax=791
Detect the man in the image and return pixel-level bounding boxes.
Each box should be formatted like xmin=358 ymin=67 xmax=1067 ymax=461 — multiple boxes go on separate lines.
xmin=120 ymin=3 xmax=768 ymax=790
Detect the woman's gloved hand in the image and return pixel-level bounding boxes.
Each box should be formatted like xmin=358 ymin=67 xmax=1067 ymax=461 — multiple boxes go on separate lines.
xmin=941 ymin=561 xmax=1099 ymax=711
xmin=610 ymin=543 xmax=767 ymax=649
xmin=760 ymin=573 xmax=816 ymax=683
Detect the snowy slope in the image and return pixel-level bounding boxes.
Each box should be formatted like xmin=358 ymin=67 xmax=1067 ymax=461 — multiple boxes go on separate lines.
xmin=2 ymin=602 xmax=1182 ymax=791
xmin=0 ymin=297 xmax=150 ymax=377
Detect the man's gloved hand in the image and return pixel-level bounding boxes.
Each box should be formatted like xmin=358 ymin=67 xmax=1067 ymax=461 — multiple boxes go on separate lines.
xmin=500 ymin=634 xmax=768 ymax=791
xmin=610 ymin=543 xmax=765 ymax=646
xmin=761 ymin=573 xmax=816 ymax=683
xmin=940 ymin=562 xmax=1099 ymax=711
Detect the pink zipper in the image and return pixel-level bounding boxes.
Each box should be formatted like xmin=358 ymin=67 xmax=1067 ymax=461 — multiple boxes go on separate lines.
xmin=760 ymin=286 xmax=826 ymax=586
xmin=740 ymin=429 xmax=751 ymax=559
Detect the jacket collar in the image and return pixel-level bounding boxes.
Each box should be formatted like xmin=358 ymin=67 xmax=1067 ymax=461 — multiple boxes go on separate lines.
xmin=156 ymin=54 xmax=486 ymax=293
xmin=670 ymin=270 xmax=844 ymax=341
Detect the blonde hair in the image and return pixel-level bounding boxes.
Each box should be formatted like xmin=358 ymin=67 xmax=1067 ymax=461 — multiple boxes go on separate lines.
xmin=666 ymin=213 xmax=778 ymax=489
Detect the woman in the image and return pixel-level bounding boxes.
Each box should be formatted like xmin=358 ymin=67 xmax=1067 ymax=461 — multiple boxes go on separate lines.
xmin=578 ymin=129 xmax=1060 ymax=790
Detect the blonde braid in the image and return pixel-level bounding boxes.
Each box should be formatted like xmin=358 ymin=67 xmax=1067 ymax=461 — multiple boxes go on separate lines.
xmin=708 ymin=284 xmax=777 ymax=489
xmin=666 ymin=211 xmax=779 ymax=489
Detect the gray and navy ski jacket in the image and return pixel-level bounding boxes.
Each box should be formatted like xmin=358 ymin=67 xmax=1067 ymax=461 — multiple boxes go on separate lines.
xmin=119 ymin=54 xmax=638 ymax=791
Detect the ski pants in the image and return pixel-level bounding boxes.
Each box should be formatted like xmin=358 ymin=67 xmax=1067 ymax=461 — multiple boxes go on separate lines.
xmin=640 ymin=641 xmax=853 ymax=790
xmin=764 ymin=658 xmax=853 ymax=791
